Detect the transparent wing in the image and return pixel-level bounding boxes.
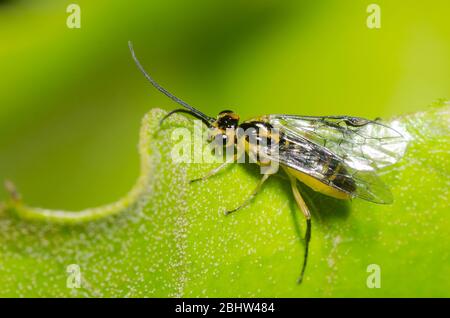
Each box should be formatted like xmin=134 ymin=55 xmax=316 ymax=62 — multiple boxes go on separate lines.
xmin=267 ymin=115 xmax=408 ymax=171
xmin=349 ymin=169 xmax=393 ymax=204
xmin=265 ymin=135 xmax=394 ymax=204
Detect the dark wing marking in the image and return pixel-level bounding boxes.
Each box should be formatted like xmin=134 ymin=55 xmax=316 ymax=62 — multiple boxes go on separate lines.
xmin=267 ymin=115 xmax=408 ymax=171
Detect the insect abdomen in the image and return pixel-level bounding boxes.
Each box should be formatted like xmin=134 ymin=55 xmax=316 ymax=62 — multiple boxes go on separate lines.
xmin=285 ymin=166 xmax=353 ymax=200
xmin=323 ymin=159 xmax=357 ymax=194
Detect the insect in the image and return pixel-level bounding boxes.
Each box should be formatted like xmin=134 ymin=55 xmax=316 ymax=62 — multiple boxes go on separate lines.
xmin=128 ymin=41 xmax=407 ymax=284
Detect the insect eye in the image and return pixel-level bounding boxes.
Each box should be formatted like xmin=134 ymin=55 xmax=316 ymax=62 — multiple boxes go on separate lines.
xmin=219 ymin=116 xmax=237 ymax=129
xmin=217 ymin=112 xmax=239 ymax=129
xmin=219 ymin=110 xmax=234 ymax=115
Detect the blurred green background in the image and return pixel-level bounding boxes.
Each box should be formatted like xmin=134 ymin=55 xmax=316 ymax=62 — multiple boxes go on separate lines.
xmin=0 ymin=1 xmax=449 ymax=220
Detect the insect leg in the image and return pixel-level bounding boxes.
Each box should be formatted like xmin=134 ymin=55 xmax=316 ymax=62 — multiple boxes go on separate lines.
xmin=190 ymin=154 xmax=237 ymax=183
xmin=288 ymin=174 xmax=312 ymax=284
xmin=225 ymin=173 xmax=270 ymax=215
xmin=289 ymin=175 xmax=311 ymax=219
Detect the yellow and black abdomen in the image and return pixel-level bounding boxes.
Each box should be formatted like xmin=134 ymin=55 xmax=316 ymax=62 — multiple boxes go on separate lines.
xmin=284 ymin=163 xmax=355 ymax=200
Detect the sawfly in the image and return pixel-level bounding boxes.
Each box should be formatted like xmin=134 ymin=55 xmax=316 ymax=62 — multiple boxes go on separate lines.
xmin=128 ymin=41 xmax=407 ymax=284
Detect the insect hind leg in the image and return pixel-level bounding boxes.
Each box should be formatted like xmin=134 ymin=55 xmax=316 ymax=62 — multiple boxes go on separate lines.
xmin=288 ymin=174 xmax=312 ymax=284
xmin=298 ymin=218 xmax=311 ymax=284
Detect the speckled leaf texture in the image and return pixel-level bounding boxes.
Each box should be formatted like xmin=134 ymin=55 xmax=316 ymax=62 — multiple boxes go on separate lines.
xmin=0 ymin=102 xmax=449 ymax=297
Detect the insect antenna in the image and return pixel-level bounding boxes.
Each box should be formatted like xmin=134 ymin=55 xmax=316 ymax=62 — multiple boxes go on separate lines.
xmin=297 ymin=218 xmax=311 ymax=284
xmin=159 ymin=108 xmax=213 ymax=127
xmin=128 ymin=41 xmax=214 ymax=126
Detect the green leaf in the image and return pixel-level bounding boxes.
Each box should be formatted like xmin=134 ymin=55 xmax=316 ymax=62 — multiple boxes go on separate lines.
xmin=0 ymin=102 xmax=449 ymax=297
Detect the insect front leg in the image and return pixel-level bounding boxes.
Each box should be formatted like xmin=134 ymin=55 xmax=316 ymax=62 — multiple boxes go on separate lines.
xmin=190 ymin=154 xmax=237 ymax=183
xmin=288 ymin=174 xmax=312 ymax=284
xmin=225 ymin=173 xmax=270 ymax=215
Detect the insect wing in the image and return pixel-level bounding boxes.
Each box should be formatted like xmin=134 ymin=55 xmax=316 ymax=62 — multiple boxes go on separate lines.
xmin=349 ymin=169 xmax=393 ymax=204
xmin=268 ymin=115 xmax=408 ymax=171
xmin=271 ymin=134 xmax=394 ymax=204
xmin=248 ymin=114 xmax=401 ymax=204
